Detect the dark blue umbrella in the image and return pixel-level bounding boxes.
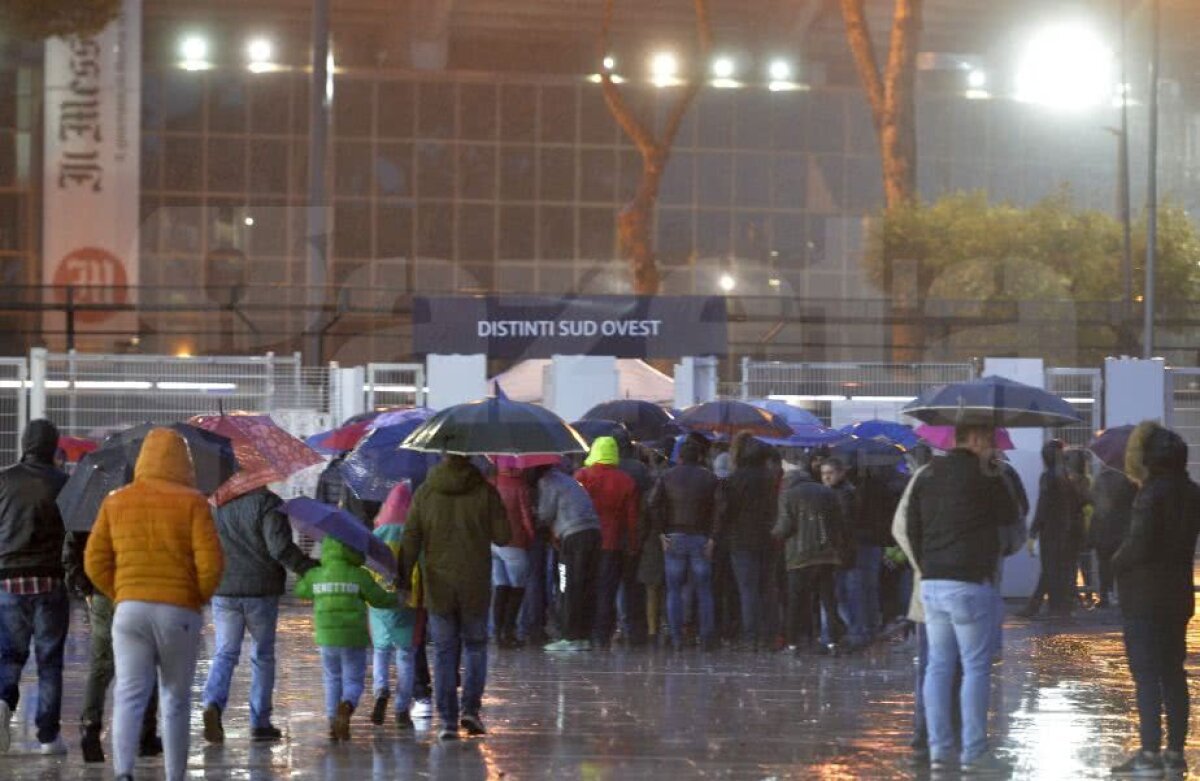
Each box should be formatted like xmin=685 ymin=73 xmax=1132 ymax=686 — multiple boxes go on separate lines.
xmin=284 ymin=497 xmax=397 ymax=578
xmin=759 ymin=425 xmax=852 ymax=449
xmin=839 ymin=420 xmax=919 ymax=449
xmin=903 ymin=375 xmax=1082 ymax=428
xmin=582 ymin=400 xmax=676 ymax=442
xmin=831 ymin=437 xmax=907 ymax=473
xmin=677 ymin=400 xmax=792 ymax=438
xmin=748 ymin=399 xmax=823 ymax=429
xmin=570 ymin=419 xmax=630 ymax=446
xmin=339 ymin=417 xmax=440 ymax=502
xmin=401 ymin=397 xmax=588 ymax=456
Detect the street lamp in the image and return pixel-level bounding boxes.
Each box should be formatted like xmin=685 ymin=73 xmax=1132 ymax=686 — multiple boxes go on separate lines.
xmin=719 ymin=273 xmax=736 ymax=293
xmin=651 ymin=52 xmax=679 ymax=87
xmin=179 ymin=35 xmax=211 ymax=71
xmin=1015 ymin=23 xmax=1114 ymax=110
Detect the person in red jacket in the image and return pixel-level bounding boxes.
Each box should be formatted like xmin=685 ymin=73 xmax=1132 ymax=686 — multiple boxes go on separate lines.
xmin=575 ymin=437 xmax=639 ymax=649
xmin=489 ymin=463 xmax=536 ymax=648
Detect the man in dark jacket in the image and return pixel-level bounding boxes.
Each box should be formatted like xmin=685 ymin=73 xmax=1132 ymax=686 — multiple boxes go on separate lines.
xmin=819 ymin=457 xmax=864 ymax=645
xmin=614 ymin=429 xmax=652 ymax=647
xmin=1109 ymin=423 xmax=1200 ymax=777
xmin=1090 ymin=467 xmax=1136 ymax=609
xmin=0 ymin=419 xmax=69 ymax=754
xmin=402 ymin=456 xmax=509 ymax=740
xmin=201 ymin=487 xmax=318 ymax=743
xmin=1022 ymin=440 xmax=1086 ymax=618
xmin=647 ymin=440 xmax=719 ymax=651
xmin=906 ymin=425 xmax=1019 ymax=775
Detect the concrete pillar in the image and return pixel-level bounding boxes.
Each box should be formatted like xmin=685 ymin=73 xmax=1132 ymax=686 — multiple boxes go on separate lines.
xmin=1104 ymin=357 xmax=1167 ymax=427
xmin=427 ymin=354 xmax=487 ymax=410
xmin=674 ymin=357 xmax=718 ymax=409
xmin=547 ymin=356 xmax=617 ymax=423
xmin=335 ymin=367 xmax=366 ymax=422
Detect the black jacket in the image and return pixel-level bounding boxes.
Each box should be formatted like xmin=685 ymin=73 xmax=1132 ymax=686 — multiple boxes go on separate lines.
xmin=715 ymin=441 xmax=778 ymax=551
xmin=1090 ymin=469 xmax=1136 ymax=551
xmin=773 ymin=469 xmax=846 ymax=570
xmin=213 ymin=488 xmax=318 ymax=597
xmin=62 ymin=530 xmax=93 ymax=596
xmin=855 ymin=468 xmax=903 ymax=547
xmin=0 ymin=420 xmax=68 ymax=580
xmin=906 ymin=449 xmax=1020 ymax=584
xmin=1030 ymin=469 xmax=1086 ymax=559
xmin=648 ymin=463 xmax=719 ymax=537
xmin=1113 ymin=426 xmax=1200 ymax=622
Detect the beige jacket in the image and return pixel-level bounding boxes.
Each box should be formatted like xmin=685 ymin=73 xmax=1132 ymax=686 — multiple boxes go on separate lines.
xmin=891 ymin=465 xmax=928 ymax=623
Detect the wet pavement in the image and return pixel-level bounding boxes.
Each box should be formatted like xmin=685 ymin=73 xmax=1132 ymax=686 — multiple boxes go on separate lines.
xmin=0 ymin=599 xmax=1192 ymax=779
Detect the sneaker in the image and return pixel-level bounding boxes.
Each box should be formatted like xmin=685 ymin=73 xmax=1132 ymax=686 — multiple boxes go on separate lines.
xmin=460 ymin=714 xmax=487 ymax=737
xmin=39 ymin=736 xmax=68 ymax=755
xmin=1112 ymin=751 xmax=1165 ymax=777
xmin=251 ymin=725 xmax=283 ymax=742
xmin=438 ymin=725 xmax=459 ymax=741
xmin=412 ymin=698 xmax=433 ymax=717
xmin=138 ymin=733 xmax=163 ymax=757
xmin=333 ymin=701 xmax=353 ymax=742
xmin=930 ymin=758 xmax=959 ymax=773
xmin=0 ymin=700 xmax=10 ymax=753
xmin=395 ymin=712 xmax=414 ymax=731
xmin=1162 ymin=750 xmax=1187 ymax=774
xmin=202 ymin=704 xmax=224 ymax=744
xmin=371 ymin=692 xmax=390 ymax=726
xmin=962 ymin=751 xmax=1012 ymax=776
xmin=543 ymin=638 xmax=579 ymax=652
xmin=81 ymin=723 xmax=104 ymax=763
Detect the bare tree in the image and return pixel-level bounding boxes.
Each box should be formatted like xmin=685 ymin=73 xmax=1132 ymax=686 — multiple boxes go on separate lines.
xmin=0 ymin=0 xmax=120 ymax=40
xmin=600 ymin=0 xmax=713 ymax=296
xmin=839 ymin=0 xmax=923 ymax=209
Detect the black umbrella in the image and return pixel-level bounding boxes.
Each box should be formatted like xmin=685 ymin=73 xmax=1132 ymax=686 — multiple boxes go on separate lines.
xmin=570 ymin=419 xmax=629 ymax=446
xmin=677 ymin=400 xmax=793 ymax=438
xmin=581 ymin=400 xmax=676 ymax=442
xmin=902 ymin=375 xmax=1082 ymax=428
xmin=57 ymin=423 xmax=237 ymax=532
xmin=401 ymin=397 xmax=588 ymax=456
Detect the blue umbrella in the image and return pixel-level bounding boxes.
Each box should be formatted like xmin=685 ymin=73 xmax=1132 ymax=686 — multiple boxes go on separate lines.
xmin=339 ymin=417 xmax=440 ymax=502
xmin=839 ymin=420 xmax=919 ymax=449
xmin=903 ymin=375 xmax=1082 ymax=428
xmin=831 ymin=437 xmax=907 ymax=473
xmin=759 ymin=425 xmax=851 ymax=449
xmin=748 ymin=399 xmax=824 ymax=428
xmin=284 ymin=497 xmax=397 ymax=578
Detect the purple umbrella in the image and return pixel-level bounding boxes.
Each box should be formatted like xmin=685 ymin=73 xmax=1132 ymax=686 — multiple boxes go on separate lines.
xmin=284 ymin=497 xmax=397 ymax=579
xmin=1087 ymin=425 xmax=1135 ymax=471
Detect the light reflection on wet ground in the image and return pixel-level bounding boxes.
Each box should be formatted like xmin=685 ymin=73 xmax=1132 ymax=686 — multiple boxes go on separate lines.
xmin=0 ymin=599 xmax=1195 ymax=779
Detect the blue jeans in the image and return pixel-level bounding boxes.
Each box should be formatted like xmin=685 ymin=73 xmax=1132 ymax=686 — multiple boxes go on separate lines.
xmin=0 ymin=585 xmax=68 ymax=743
xmin=913 ymin=622 xmax=963 ymax=751
xmin=728 ymin=549 xmax=764 ymax=644
xmin=664 ymin=533 xmax=714 ymax=647
xmin=843 ymin=545 xmax=882 ymax=645
xmin=318 ymin=646 xmax=367 ymax=719
xmin=491 ymin=546 xmax=529 ymax=588
xmin=202 ymin=595 xmax=280 ymax=728
xmin=428 ymin=611 xmax=488 ymax=728
xmin=372 ymin=645 xmax=415 ymax=714
xmin=921 ymin=580 xmax=997 ymax=764
xmin=518 ymin=536 xmax=549 ymax=640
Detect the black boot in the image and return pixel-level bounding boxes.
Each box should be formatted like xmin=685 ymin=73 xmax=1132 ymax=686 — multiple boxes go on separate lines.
xmin=506 ymin=588 xmax=526 ymax=647
xmin=493 ymin=586 xmax=512 ymax=647
xmin=80 ymin=722 xmax=104 ymax=763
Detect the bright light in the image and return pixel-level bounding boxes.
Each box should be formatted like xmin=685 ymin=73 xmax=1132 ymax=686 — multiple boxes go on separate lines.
xmin=968 ymin=69 xmax=987 ymax=89
xmin=157 ymin=382 xmax=238 ymax=391
xmin=180 ymin=35 xmax=208 ymax=62
xmin=768 ymin=277 xmax=782 ymax=288
xmin=650 ymin=52 xmax=679 ymax=86
xmin=712 ymin=57 xmax=735 ymax=79
xmin=75 ymin=381 xmax=154 ymax=391
xmin=718 ymin=273 xmax=736 ymax=292
xmin=1015 ymin=23 xmax=1114 ymax=110
xmin=247 ymin=38 xmax=272 ymax=63
xmin=244 ymin=216 xmax=255 ymax=226
xmin=602 ymin=55 xmax=615 ymax=71
xmin=769 ymin=59 xmax=791 ymax=81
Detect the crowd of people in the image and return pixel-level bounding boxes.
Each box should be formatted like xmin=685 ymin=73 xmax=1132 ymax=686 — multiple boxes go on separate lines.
xmin=0 ymin=415 xmax=1196 ymax=780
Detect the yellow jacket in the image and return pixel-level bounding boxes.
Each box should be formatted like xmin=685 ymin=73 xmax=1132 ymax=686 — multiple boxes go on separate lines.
xmin=85 ymin=428 xmax=224 ymax=611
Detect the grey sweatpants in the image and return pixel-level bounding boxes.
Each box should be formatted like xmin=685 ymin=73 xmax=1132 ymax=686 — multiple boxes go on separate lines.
xmin=112 ymin=601 xmax=201 ymax=781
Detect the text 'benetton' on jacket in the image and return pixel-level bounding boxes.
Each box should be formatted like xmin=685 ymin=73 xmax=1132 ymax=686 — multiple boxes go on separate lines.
xmin=84 ymin=427 xmax=224 ymax=611
xmin=0 ymin=419 xmax=68 ymax=581
xmin=213 ymin=488 xmax=317 ymax=597
xmin=295 ymin=536 xmax=395 ymax=647
xmin=772 ymin=468 xmax=847 ymax=570
xmin=647 ymin=464 xmax=720 ymax=538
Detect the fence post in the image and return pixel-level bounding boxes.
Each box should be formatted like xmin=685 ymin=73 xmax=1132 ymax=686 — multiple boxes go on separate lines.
xmin=65 ymin=287 xmax=76 ymax=352
xmin=365 ymin=364 xmax=375 ymax=411
xmin=415 ymin=365 xmax=427 ymax=408
xmin=16 ymin=358 xmax=27 ymax=445
xmin=740 ymin=356 xmax=750 ymax=400
xmin=29 ymin=348 xmax=47 ymax=421
xmin=264 ymin=352 xmax=276 ymax=413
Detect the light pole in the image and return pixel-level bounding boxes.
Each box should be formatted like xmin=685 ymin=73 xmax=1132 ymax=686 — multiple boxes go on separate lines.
xmin=306 ymin=0 xmax=331 ymax=364
xmin=1143 ymin=0 xmax=1160 ymax=359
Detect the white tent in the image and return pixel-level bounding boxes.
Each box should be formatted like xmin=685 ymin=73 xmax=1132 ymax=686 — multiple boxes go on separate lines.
xmin=489 ymin=359 xmax=674 ymax=405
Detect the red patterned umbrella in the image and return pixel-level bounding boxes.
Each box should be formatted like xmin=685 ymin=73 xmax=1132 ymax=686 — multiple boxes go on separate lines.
xmin=58 ymin=436 xmax=98 ymax=463
xmin=189 ymin=413 xmax=324 ymax=506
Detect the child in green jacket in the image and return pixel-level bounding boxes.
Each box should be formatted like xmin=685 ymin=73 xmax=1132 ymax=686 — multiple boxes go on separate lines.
xmin=295 ymin=537 xmax=395 ymax=741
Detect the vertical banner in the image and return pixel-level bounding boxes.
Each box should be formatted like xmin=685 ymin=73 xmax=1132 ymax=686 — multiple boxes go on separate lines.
xmin=42 ymin=0 xmax=141 ymax=347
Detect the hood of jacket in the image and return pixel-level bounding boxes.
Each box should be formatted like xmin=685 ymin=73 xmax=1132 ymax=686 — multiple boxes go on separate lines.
xmin=424 ymin=456 xmax=483 ymax=496
xmin=21 ymin=418 xmax=59 ymax=464
xmin=1125 ymin=421 xmax=1177 ymax=483
xmin=1141 ymin=424 xmax=1188 ymax=478
xmin=585 ymin=436 xmax=620 ymax=468
xmin=319 ymin=535 xmax=364 ymax=567
xmin=375 ymin=480 xmax=412 ymax=528
xmin=133 ymin=428 xmax=195 ymax=488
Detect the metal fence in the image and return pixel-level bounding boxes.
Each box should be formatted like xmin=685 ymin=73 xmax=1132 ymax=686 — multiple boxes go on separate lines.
xmin=1044 ymin=368 xmax=1103 ymax=447
xmin=0 ymin=358 xmax=27 ymax=465
xmin=740 ymin=360 xmax=977 ymax=402
xmin=365 ymin=363 xmax=427 ymax=410
xmin=1169 ymin=368 xmax=1200 ymax=480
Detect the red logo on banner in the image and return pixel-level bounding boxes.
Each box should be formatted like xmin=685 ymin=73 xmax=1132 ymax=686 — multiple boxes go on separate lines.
xmin=52 ymin=246 xmax=129 ymax=324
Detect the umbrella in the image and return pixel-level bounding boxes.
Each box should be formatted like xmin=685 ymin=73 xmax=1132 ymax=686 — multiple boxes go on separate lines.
xmin=839 ymin=420 xmax=920 ymax=449
xmin=189 ymin=414 xmax=325 ymax=506
xmin=582 ymin=400 xmax=676 ymax=442
xmin=306 ymin=420 xmax=372 ymax=455
xmin=58 ymin=436 xmax=98 ymax=463
xmin=490 ymin=454 xmax=564 ymax=470
xmin=759 ymin=425 xmax=851 ymax=449
xmin=1087 ymin=425 xmax=1135 ymax=471
xmin=570 ymin=419 xmax=630 ymax=445
xmin=369 ymin=407 xmax=436 ymax=430
xmin=916 ymin=424 xmax=1015 ymax=451
xmin=830 ymin=437 xmax=907 ymax=472
xmin=677 ymin=400 xmax=793 ymax=438
xmin=56 ymin=423 xmax=237 ymax=531
xmin=902 ymin=375 xmax=1082 ymax=428
xmin=339 ymin=417 xmax=441 ymax=502
xmin=748 ymin=399 xmax=824 ymax=429
xmin=283 ymin=497 xmax=397 ymax=579
xmin=401 ymin=397 xmax=588 ymax=456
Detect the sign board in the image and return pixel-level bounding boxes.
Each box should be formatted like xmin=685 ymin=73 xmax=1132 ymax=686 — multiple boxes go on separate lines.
xmin=413 ymin=296 xmax=728 ymax=359
xmin=42 ymin=0 xmax=141 ymax=341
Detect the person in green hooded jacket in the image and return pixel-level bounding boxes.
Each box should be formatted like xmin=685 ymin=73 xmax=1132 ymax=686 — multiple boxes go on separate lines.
xmin=294 ymin=537 xmax=395 ymax=742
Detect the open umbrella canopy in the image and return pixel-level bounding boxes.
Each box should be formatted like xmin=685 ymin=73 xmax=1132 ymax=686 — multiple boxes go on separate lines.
xmin=830 ymin=437 xmax=907 ymax=473
xmin=581 ymin=400 xmax=676 ymax=442
xmin=401 ymin=397 xmax=588 ymax=457
xmin=902 ymin=375 xmax=1082 ymax=428
xmin=1087 ymin=425 xmax=1135 ymax=471
xmin=839 ymin=420 xmax=919 ymax=449
xmin=283 ymin=497 xmax=397 ymax=579
xmin=748 ymin=399 xmax=824 ymax=429
xmin=677 ymin=400 xmax=793 ymax=438
xmin=306 ymin=420 xmax=371 ymax=455
xmin=189 ymin=413 xmax=324 ymax=506
xmin=570 ymin=419 xmax=630 ymax=446
xmin=339 ymin=416 xmax=441 ymax=502
xmin=916 ymin=424 xmax=1015 ymax=451
xmin=370 ymin=407 xmax=436 ymax=430
xmin=57 ymin=436 xmax=97 ymax=463
xmin=758 ymin=424 xmax=850 ymax=449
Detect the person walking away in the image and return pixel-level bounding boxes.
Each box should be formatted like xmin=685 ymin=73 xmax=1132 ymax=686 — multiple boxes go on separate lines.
xmin=202 ymin=486 xmax=319 ymax=743
xmin=850 ymin=464 xmax=901 ymax=646
xmin=402 ymin=455 xmax=509 ymax=740
xmin=1090 ymin=466 xmax=1136 ymax=609
xmin=84 ymin=428 xmax=224 ymax=781
xmin=0 ymin=419 xmax=69 ymax=755
xmin=648 ymin=440 xmax=721 ymax=652
xmin=489 ymin=463 xmax=536 ymax=649
xmin=906 ymin=425 xmax=1019 ymax=775
xmin=1109 ymin=422 xmax=1200 ymax=777
xmin=575 ymin=437 xmax=638 ymax=650
xmin=774 ymin=455 xmax=846 ymax=656
xmin=536 ymin=465 xmax=602 ymax=652
xmin=716 ymin=437 xmax=779 ymax=651
xmin=1064 ymin=449 xmax=1096 ymax=607
xmin=613 ymin=429 xmax=652 ymax=647
xmin=368 ymin=482 xmax=420 ymax=730
xmin=1023 ymin=441 xmax=1086 ymax=619
xmin=819 ymin=457 xmax=859 ymax=648
xmin=63 ymin=529 xmax=161 ymax=762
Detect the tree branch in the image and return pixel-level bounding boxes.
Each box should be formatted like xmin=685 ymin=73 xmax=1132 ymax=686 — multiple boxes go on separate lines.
xmin=659 ymin=0 xmax=713 ymax=154
xmin=599 ymin=0 xmax=657 ymax=155
xmin=839 ymin=0 xmax=886 ymax=129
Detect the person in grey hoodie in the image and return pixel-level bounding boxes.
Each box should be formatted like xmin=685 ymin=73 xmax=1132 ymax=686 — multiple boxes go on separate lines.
xmin=201 ymin=487 xmax=318 ymax=743
xmin=535 ymin=467 xmax=601 ymax=652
